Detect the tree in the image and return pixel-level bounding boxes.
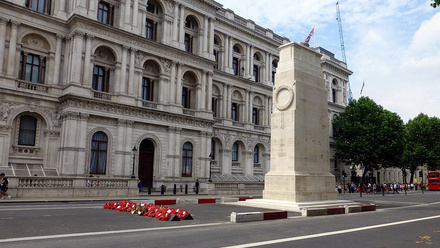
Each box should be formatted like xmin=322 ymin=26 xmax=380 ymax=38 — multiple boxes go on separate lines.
xmin=404 ymin=114 xmax=440 ymax=182
xmin=432 ymin=0 xmax=440 ymax=8
xmin=333 ymin=97 xmax=405 ymax=179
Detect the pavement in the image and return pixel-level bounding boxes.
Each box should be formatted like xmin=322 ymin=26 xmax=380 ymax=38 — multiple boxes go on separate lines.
xmin=0 ymin=191 xmax=258 ymax=204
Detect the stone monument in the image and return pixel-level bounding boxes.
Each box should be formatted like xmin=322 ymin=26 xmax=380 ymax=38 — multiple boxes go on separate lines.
xmin=263 ymin=42 xmax=336 ymax=202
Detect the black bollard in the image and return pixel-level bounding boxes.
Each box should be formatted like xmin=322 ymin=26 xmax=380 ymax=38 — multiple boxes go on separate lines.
xmin=148 ymin=186 xmax=151 ymax=195
xmin=161 ymin=185 xmax=165 ymax=195
xmin=185 ymin=184 xmax=188 ymax=194
xmin=173 ymin=184 xmax=177 ymax=195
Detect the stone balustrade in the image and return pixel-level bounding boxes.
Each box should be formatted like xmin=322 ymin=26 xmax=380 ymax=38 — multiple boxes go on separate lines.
xmin=6 ymin=176 xmax=138 ymax=198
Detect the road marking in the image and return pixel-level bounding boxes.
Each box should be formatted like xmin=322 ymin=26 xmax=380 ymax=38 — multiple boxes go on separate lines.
xmin=0 ymin=206 xmax=101 ymax=211
xmin=377 ymin=201 xmax=440 ymax=212
xmin=221 ymin=215 xmax=440 ymax=248
xmin=0 ymin=223 xmax=226 ymax=243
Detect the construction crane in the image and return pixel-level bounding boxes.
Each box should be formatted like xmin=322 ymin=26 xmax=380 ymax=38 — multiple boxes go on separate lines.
xmin=336 ymin=2 xmax=353 ymax=102
xmin=336 ymin=1 xmax=346 ymax=65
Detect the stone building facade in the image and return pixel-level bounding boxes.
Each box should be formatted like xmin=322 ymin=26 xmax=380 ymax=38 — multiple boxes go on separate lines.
xmin=0 ymin=0 xmax=351 ymax=195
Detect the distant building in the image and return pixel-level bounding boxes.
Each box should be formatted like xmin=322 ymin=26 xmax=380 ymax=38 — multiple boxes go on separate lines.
xmin=0 ymin=0 xmax=352 ymax=196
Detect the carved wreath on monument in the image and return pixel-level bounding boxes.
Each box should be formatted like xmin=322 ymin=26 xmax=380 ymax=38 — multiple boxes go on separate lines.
xmin=274 ymin=83 xmax=294 ymax=111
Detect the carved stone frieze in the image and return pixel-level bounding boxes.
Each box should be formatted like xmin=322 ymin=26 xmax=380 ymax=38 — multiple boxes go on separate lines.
xmin=0 ymin=102 xmax=16 ymax=121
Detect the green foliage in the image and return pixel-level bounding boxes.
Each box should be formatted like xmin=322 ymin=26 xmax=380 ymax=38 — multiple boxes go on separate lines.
xmin=333 ymin=97 xmax=405 ymax=177
xmin=404 ymin=113 xmax=440 ymax=179
xmin=432 ymin=0 xmax=440 ymax=8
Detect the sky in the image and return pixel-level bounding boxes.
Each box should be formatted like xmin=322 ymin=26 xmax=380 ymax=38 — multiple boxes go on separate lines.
xmin=216 ymin=0 xmax=440 ymax=122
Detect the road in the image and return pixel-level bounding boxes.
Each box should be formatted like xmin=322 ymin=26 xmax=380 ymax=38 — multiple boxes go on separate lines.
xmin=0 ymin=191 xmax=439 ymax=248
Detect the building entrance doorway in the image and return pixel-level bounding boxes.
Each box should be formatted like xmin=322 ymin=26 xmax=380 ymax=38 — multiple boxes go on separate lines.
xmin=138 ymin=139 xmax=154 ymax=188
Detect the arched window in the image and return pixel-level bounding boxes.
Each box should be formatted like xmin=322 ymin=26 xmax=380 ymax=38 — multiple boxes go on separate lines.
xmin=90 ymin=131 xmax=108 ymax=174
xmin=253 ymin=146 xmax=259 ymax=163
xmin=18 ymin=115 xmax=37 ymax=146
xmin=232 ymin=142 xmax=239 ymax=161
xmin=184 ymin=16 xmax=199 ymax=54
xmin=145 ymin=0 xmax=162 ymax=41
xmin=182 ymin=142 xmax=193 ymax=177
xmin=232 ymin=45 xmax=241 ymax=76
xmin=92 ymin=46 xmax=115 ymax=93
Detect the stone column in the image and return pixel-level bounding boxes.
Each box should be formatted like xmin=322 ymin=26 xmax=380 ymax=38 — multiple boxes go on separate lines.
xmin=267 ymin=97 xmax=271 ymax=126
xmin=158 ymin=75 xmax=167 ymax=103
xmin=0 ymin=17 xmax=8 ymax=75
xmin=173 ymin=128 xmax=182 ymax=177
xmin=124 ymin=0 xmax=132 ymax=30
xmin=227 ymin=85 xmax=232 ymax=119
xmin=199 ymin=71 xmax=206 ymax=110
xmin=198 ymin=29 xmax=204 ymax=56
xmin=266 ymin=52 xmax=271 ymax=82
xmin=202 ymin=17 xmax=208 ymax=56
xmin=55 ymin=0 xmax=67 ymax=18
xmin=244 ymin=151 xmax=253 ymax=176
xmin=245 ymin=44 xmax=250 ymax=78
xmin=175 ymin=63 xmax=183 ymax=105
xmin=70 ymin=31 xmax=84 ymax=84
xmin=222 ymin=84 xmax=228 ymax=118
xmin=114 ymin=62 xmax=121 ymax=93
xmin=76 ymin=113 xmax=89 ymax=175
xmin=141 ymin=9 xmax=147 ymax=37
xmin=119 ymin=0 xmax=126 ymax=28
xmin=167 ymin=127 xmax=176 ymax=177
xmin=172 ymin=3 xmax=179 ymax=46
xmin=249 ymin=45 xmax=254 ymax=78
xmin=82 ymin=34 xmax=93 ymax=86
xmin=221 ymin=149 xmax=232 ymax=175
xmin=62 ymin=37 xmax=71 ymax=86
xmin=132 ymin=0 xmax=139 ymax=33
xmin=208 ymin=18 xmax=214 ymax=58
xmin=169 ymin=61 xmax=176 ymax=104
xmin=178 ymin=5 xmax=185 ymax=49
xmin=223 ymin=36 xmax=229 ymax=70
xmin=228 ymin=37 xmax=233 ymax=69
xmin=119 ymin=46 xmax=129 ymax=94
xmin=207 ymin=72 xmax=213 ymax=111
xmin=88 ymin=0 xmax=98 ymax=18
xmin=6 ymin=20 xmax=19 ymax=77
xmin=134 ymin=68 xmax=142 ymax=98
xmin=128 ymin=48 xmax=136 ymax=95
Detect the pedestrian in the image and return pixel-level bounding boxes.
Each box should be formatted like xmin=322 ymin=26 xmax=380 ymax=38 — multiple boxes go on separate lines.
xmin=195 ymin=179 xmax=200 ymax=194
xmin=0 ymin=173 xmax=11 ymax=199
xmin=137 ymin=179 xmax=142 ymax=193
xmin=337 ymin=183 xmax=342 ymax=194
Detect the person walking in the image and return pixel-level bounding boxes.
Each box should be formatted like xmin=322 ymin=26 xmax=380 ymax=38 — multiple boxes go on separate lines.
xmin=0 ymin=173 xmax=11 ymax=199
xmin=195 ymin=179 xmax=200 ymax=194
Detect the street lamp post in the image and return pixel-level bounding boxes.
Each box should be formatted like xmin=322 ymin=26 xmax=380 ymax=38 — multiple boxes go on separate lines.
xmin=131 ymin=146 xmax=137 ymax=179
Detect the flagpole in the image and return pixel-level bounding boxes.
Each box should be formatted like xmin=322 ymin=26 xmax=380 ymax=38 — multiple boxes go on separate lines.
xmin=313 ymin=26 xmax=316 ymax=48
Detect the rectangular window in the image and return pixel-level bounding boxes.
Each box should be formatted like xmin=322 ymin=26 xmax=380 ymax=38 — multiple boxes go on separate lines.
xmin=233 ymin=58 xmax=239 ymax=76
xmin=253 ymin=146 xmax=259 ymax=163
xmin=272 ymin=72 xmax=276 ymax=85
xmin=92 ymin=65 xmax=109 ymax=92
xmin=253 ymin=65 xmax=259 ymax=82
xmin=213 ymin=50 xmax=219 ymax=69
xmin=97 ymin=1 xmax=114 ymax=25
xmin=18 ymin=116 xmax=37 ymax=146
xmin=231 ymin=102 xmax=239 ymax=121
xmin=332 ymin=89 xmax=337 ymax=103
xmin=141 ymin=77 xmax=154 ymax=101
xmin=182 ymin=87 xmax=191 ymax=109
xmin=146 ymin=19 xmax=157 ymax=41
xmin=210 ymin=140 xmax=215 ymax=160
xmin=19 ymin=52 xmax=46 ymax=84
xmin=26 ymin=0 xmax=51 ymax=14
xmin=212 ymin=98 xmax=218 ymax=117
xmin=252 ymin=108 xmax=259 ymax=125
xmin=184 ymin=34 xmax=193 ymax=53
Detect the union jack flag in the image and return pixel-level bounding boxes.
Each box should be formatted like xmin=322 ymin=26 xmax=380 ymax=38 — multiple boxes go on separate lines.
xmin=304 ymin=28 xmax=315 ymax=44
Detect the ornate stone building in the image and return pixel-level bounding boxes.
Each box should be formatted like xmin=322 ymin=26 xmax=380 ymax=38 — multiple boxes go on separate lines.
xmin=0 ymin=0 xmax=351 ymax=196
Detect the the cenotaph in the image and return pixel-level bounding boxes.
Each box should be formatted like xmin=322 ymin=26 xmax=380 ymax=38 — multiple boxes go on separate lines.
xmin=263 ymin=41 xmax=336 ymax=202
